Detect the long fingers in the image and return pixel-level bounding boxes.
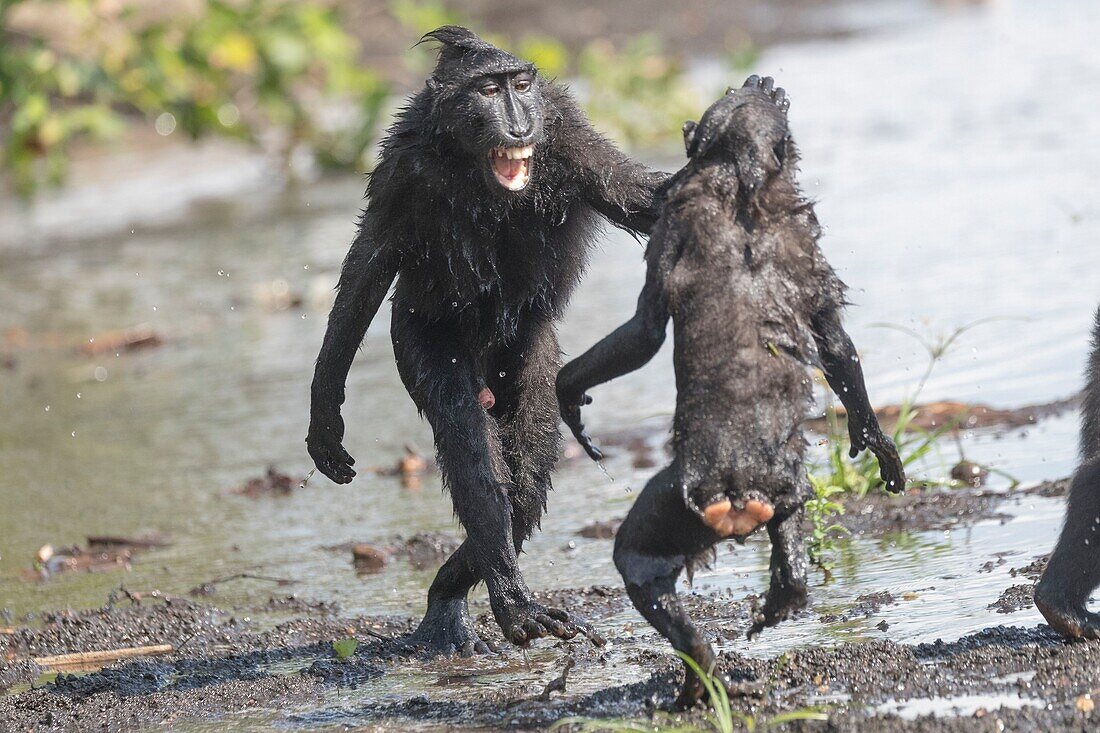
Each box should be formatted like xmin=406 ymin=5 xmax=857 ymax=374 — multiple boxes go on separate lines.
xmin=575 ymin=427 xmax=604 ymax=462
xmin=506 ymin=608 xmax=605 ymax=647
xmin=310 ymin=444 xmax=356 ymax=484
xmin=876 ymin=443 xmax=906 ymax=493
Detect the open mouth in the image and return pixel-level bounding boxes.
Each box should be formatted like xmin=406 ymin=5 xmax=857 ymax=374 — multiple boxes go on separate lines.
xmin=489 ymin=146 xmax=533 ymax=191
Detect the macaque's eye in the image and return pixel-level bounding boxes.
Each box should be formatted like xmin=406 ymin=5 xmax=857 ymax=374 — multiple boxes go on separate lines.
xmin=480 ymin=82 xmax=501 ymax=97
xmin=513 ymin=79 xmax=531 ymax=93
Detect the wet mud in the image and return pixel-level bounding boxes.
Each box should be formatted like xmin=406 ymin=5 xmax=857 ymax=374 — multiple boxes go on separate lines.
xmin=2 ymin=478 xmax=1094 ymax=732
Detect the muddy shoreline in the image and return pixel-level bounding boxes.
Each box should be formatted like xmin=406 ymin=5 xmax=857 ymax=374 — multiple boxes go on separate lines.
xmin=1 ymin=478 xmax=1089 ymax=732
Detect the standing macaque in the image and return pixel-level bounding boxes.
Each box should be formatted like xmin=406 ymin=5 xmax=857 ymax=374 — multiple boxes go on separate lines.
xmin=307 ymin=27 xmax=666 ymax=655
xmin=557 ymin=77 xmax=905 ymax=707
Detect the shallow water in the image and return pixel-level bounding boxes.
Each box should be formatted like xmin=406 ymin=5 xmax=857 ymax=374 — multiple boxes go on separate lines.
xmin=1 ymin=0 xmax=1099 ymax=722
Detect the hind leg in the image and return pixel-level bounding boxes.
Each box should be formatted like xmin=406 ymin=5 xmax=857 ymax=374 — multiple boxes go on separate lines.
xmin=1035 ymin=460 xmax=1100 ymax=638
xmin=614 ymin=466 xmax=725 ymax=709
xmin=491 ymin=317 xmax=599 ymax=644
xmin=747 ymin=503 xmax=809 ymax=638
xmin=393 ymin=315 xmax=532 ymax=654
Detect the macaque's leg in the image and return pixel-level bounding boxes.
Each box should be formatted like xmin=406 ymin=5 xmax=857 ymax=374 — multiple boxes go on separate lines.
xmin=492 ymin=318 xmax=562 ymax=552
xmin=395 ymin=315 xmax=593 ymax=649
xmin=748 ymin=504 xmax=809 ymax=639
xmin=614 ymin=467 xmax=723 ymax=709
xmin=1035 ymin=460 xmax=1100 ymax=639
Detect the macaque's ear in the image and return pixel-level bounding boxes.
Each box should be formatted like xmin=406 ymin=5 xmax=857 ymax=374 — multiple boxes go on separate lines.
xmin=682 ymin=120 xmax=697 ymax=157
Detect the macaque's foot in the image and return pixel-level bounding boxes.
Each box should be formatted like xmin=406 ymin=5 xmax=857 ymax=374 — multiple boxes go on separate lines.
xmin=496 ymin=598 xmax=605 ymax=647
xmin=405 ymin=601 xmax=498 ymax=657
xmin=701 ymin=498 xmax=774 ymax=538
xmin=1034 ymin=584 xmax=1100 ymax=640
xmin=477 ymin=386 xmax=495 ymax=410
xmin=669 ymin=678 xmax=707 ymax=711
xmin=666 ymin=666 xmax=762 ymax=711
xmin=737 ymin=75 xmax=789 ymax=112
xmin=747 ymin=582 xmax=809 ymax=639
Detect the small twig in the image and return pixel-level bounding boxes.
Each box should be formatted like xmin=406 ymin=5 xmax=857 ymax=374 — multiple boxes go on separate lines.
xmin=360 ymin=626 xmax=393 ymax=643
xmin=538 ymin=656 xmax=576 ymax=701
xmin=190 ymin=573 xmax=298 ymax=595
xmin=34 ymin=644 xmax=173 ymax=669
xmin=175 ymin=630 xmax=201 ymax=653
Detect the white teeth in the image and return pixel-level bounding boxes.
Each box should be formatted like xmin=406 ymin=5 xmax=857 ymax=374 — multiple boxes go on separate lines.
xmin=493 ymin=146 xmax=534 ymax=161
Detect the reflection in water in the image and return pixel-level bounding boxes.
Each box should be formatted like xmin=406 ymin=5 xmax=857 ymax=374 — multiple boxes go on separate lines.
xmin=0 ymin=0 xmax=1097 ymax=678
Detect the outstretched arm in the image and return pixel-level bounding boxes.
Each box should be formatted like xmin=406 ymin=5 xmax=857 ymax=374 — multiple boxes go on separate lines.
xmin=308 ymin=221 xmax=400 ymax=483
xmin=812 ymin=303 xmax=905 ymax=492
xmin=556 ymin=229 xmax=680 ymax=459
xmin=545 ymin=84 xmax=669 ymax=236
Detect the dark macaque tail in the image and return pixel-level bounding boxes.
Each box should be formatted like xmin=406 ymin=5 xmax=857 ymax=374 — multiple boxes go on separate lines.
xmin=1034 ymin=306 xmax=1100 ymax=638
xmin=1079 ymin=307 xmax=1100 ymax=461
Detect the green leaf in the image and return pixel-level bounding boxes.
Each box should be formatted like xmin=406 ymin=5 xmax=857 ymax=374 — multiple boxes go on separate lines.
xmin=332 ymin=637 xmax=358 ymax=660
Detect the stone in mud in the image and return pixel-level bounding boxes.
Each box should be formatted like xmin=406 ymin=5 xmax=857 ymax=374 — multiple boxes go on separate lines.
xmin=231 ymin=467 xmax=298 ymax=497
xmin=352 ymin=544 xmax=387 ymax=571
xmin=988 ymin=584 xmax=1034 ymax=614
xmin=950 ymin=460 xmax=989 ymax=487
xmin=578 ymin=520 xmax=621 ymax=539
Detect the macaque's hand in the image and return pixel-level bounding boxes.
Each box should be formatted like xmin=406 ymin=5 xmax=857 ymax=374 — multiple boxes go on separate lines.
xmin=848 ymin=420 xmax=905 ymax=493
xmin=307 ymin=406 xmax=356 ymax=484
xmin=558 ymin=390 xmax=603 ymax=462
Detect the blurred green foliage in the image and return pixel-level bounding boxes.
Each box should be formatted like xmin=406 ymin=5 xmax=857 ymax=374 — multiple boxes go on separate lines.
xmin=2 ymin=0 xmax=753 ymax=197
xmin=392 ymin=0 xmax=703 ymax=152
xmin=574 ymin=35 xmax=699 ymax=150
xmin=0 ymin=0 xmax=388 ymax=196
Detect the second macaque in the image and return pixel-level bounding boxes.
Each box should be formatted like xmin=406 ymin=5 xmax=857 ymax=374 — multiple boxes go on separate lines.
xmin=556 ymin=76 xmax=905 ymax=708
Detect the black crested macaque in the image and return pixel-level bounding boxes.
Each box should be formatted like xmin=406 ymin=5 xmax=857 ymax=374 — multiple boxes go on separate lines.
xmin=556 ymin=76 xmax=905 ymax=708
xmin=1035 ymin=308 xmax=1100 ymax=639
xmin=307 ymin=26 xmax=666 ymax=655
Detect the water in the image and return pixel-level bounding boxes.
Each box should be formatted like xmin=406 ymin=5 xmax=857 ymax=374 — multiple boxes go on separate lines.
xmin=1 ymin=0 xmax=1099 ymax=721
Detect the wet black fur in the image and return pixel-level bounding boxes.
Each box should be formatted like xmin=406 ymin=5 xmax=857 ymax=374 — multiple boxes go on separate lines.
xmin=556 ymin=77 xmax=905 ymax=708
xmin=307 ymin=26 xmax=665 ymax=653
xmin=1035 ymin=308 xmax=1100 ymax=638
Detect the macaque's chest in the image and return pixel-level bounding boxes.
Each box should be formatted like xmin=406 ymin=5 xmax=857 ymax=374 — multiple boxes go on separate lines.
xmin=404 ymin=200 xmax=592 ymax=336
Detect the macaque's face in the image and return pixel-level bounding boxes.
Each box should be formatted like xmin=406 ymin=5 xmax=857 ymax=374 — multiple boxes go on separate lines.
xmin=441 ymin=69 xmax=544 ymax=193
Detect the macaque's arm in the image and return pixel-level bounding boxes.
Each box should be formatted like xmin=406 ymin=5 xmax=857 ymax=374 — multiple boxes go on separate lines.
xmin=308 ymin=223 xmax=400 ymax=483
xmin=812 ymin=304 xmax=905 ymax=492
xmin=556 ymin=229 xmax=680 ymax=459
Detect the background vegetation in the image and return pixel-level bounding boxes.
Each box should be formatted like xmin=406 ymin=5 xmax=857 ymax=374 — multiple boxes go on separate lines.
xmin=0 ymin=0 xmax=750 ymax=197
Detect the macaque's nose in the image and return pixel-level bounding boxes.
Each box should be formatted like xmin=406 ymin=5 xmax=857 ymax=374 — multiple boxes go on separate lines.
xmin=507 ymin=124 xmax=533 ymax=142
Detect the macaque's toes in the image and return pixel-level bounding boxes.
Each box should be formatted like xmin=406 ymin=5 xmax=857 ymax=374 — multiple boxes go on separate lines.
xmin=743 ymin=75 xmax=761 ymax=89
xmin=701 ymin=498 xmax=774 ymax=538
xmin=761 ymin=76 xmax=775 ymax=93
xmin=536 ymin=613 xmax=575 ymax=639
xmin=477 ymin=387 xmax=495 ymax=409
xmin=523 ymin=619 xmax=547 ymax=639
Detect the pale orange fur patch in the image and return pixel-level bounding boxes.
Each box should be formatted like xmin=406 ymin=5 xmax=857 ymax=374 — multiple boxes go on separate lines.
xmin=701 ymin=498 xmax=774 ymax=537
